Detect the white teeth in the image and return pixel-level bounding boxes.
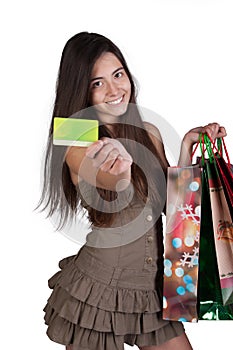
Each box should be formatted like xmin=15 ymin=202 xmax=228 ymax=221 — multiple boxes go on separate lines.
xmin=107 ymin=96 xmax=123 ymax=105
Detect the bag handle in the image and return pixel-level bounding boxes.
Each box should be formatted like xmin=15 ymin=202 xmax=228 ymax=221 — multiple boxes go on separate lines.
xmin=206 ymin=133 xmax=231 ymax=168
xmin=191 ymin=132 xmax=231 ymax=169
xmin=199 ymin=133 xmax=215 ymax=164
xmin=191 ymin=133 xmax=206 ymax=164
xmin=197 ymin=133 xmax=218 ymax=163
xmin=204 ymin=134 xmax=215 ymax=163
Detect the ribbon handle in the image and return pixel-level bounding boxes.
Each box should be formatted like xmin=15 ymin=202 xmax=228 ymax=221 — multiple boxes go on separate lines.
xmin=206 ymin=133 xmax=231 ymax=169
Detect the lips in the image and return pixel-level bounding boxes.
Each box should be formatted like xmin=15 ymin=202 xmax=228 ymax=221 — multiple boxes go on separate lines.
xmin=106 ymin=96 xmax=123 ymax=105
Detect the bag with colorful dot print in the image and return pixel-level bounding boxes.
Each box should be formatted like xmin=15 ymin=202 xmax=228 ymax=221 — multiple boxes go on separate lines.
xmin=163 ymin=163 xmax=201 ymax=322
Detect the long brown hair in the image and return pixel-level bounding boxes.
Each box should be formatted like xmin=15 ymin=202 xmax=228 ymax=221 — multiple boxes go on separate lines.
xmin=37 ymin=32 xmax=166 ymax=229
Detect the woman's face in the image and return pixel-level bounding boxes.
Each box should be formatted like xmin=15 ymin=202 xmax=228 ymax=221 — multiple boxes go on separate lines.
xmin=89 ymin=52 xmax=131 ymax=123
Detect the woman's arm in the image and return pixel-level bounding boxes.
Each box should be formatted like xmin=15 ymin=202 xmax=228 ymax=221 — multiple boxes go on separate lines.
xmin=178 ymin=122 xmax=227 ymax=166
xmin=65 ymin=138 xmax=133 ymax=191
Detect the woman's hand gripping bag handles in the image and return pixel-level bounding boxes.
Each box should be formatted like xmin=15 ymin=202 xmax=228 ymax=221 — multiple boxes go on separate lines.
xmin=162 ymin=149 xmax=202 ymax=322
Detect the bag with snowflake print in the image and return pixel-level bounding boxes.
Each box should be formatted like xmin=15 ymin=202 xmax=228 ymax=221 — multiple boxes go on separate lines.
xmin=163 ymin=164 xmax=202 ymax=322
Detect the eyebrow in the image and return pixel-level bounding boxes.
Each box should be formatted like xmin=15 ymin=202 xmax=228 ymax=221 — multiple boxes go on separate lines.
xmin=90 ymin=67 xmax=124 ymax=82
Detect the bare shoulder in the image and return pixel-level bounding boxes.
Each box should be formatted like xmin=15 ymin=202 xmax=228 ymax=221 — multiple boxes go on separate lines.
xmin=143 ymin=121 xmax=163 ymax=142
xmin=143 ymin=121 xmax=169 ymax=168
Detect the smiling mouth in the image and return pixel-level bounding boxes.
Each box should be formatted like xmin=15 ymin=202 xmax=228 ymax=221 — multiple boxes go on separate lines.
xmin=106 ymin=96 xmax=123 ymax=105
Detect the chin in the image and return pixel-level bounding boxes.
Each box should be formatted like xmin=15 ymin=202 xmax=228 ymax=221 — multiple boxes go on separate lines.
xmin=109 ymin=103 xmax=129 ymax=116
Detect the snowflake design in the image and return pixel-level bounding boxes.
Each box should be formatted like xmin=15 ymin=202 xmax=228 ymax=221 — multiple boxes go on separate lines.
xmin=177 ymin=204 xmax=200 ymax=226
xmin=177 ymin=203 xmax=200 ymax=243
xmin=174 ymin=204 xmax=201 ymax=268
xmin=180 ymin=247 xmax=199 ymax=268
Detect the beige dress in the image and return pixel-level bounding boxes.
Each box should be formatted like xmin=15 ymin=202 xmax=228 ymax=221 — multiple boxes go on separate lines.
xmin=43 ymin=181 xmax=184 ymax=349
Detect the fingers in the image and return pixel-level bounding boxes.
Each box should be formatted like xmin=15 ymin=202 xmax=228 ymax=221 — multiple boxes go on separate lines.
xmin=218 ymin=126 xmax=227 ymax=137
xmin=202 ymin=122 xmax=227 ymax=139
xmin=202 ymin=122 xmax=220 ymax=139
xmin=99 ymin=148 xmax=122 ymax=172
xmin=85 ymin=137 xmax=132 ymax=174
xmin=108 ymin=158 xmax=133 ymax=175
xmin=101 ymin=137 xmax=131 ymax=158
xmin=92 ymin=143 xmax=115 ymax=168
xmin=85 ymin=140 xmax=105 ymax=158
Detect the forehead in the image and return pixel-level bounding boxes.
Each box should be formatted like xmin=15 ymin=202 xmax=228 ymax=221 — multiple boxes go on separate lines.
xmin=92 ymin=52 xmax=122 ymax=76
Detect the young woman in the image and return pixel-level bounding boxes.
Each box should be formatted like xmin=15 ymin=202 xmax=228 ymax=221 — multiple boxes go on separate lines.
xmin=40 ymin=32 xmax=226 ymax=350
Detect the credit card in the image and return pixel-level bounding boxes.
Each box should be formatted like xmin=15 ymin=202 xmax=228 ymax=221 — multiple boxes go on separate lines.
xmin=53 ymin=117 xmax=99 ymax=146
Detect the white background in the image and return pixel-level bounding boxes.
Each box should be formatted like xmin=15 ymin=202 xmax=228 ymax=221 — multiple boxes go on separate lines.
xmin=1 ymin=0 xmax=232 ymax=349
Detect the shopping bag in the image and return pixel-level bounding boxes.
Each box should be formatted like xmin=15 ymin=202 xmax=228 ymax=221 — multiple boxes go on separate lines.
xmin=163 ymin=164 xmax=202 ymax=322
xmin=163 ymin=134 xmax=233 ymax=322
xmin=198 ymin=161 xmax=233 ymax=320
xmin=204 ymin=135 xmax=233 ymax=305
xmin=214 ymin=138 xmax=233 ymax=214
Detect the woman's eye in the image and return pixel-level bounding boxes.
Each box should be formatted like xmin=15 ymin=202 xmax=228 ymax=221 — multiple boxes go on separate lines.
xmin=115 ymin=71 xmax=123 ymax=78
xmin=92 ymin=81 xmax=103 ymax=88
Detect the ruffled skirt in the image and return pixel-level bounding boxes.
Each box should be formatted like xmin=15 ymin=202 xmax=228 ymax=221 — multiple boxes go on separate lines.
xmin=43 ymin=246 xmax=184 ymax=349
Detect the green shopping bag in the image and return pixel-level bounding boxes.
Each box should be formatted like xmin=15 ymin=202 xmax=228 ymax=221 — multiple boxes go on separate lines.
xmin=198 ymin=134 xmax=233 ymax=319
xmin=198 ymin=162 xmax=233 ymax=320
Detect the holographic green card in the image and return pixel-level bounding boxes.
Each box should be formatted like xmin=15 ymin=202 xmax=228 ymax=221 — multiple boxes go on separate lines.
xmin=53 ymin=117 xmax=99 ymax=146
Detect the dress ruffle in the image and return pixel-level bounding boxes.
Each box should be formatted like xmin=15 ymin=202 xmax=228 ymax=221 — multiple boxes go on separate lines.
xmin=43 ymin=253 xmax=184 ymax=349
xmin=48 ymin=255 xmax=161 ymax=314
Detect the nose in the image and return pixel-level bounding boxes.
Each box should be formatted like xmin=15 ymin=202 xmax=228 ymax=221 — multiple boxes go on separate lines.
xmin=106 ymin=80 xmax=119 ymax=96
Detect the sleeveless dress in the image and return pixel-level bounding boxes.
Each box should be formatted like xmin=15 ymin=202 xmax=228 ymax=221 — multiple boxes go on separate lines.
xmin=43 ymin=181 xmax=184 ymax=349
